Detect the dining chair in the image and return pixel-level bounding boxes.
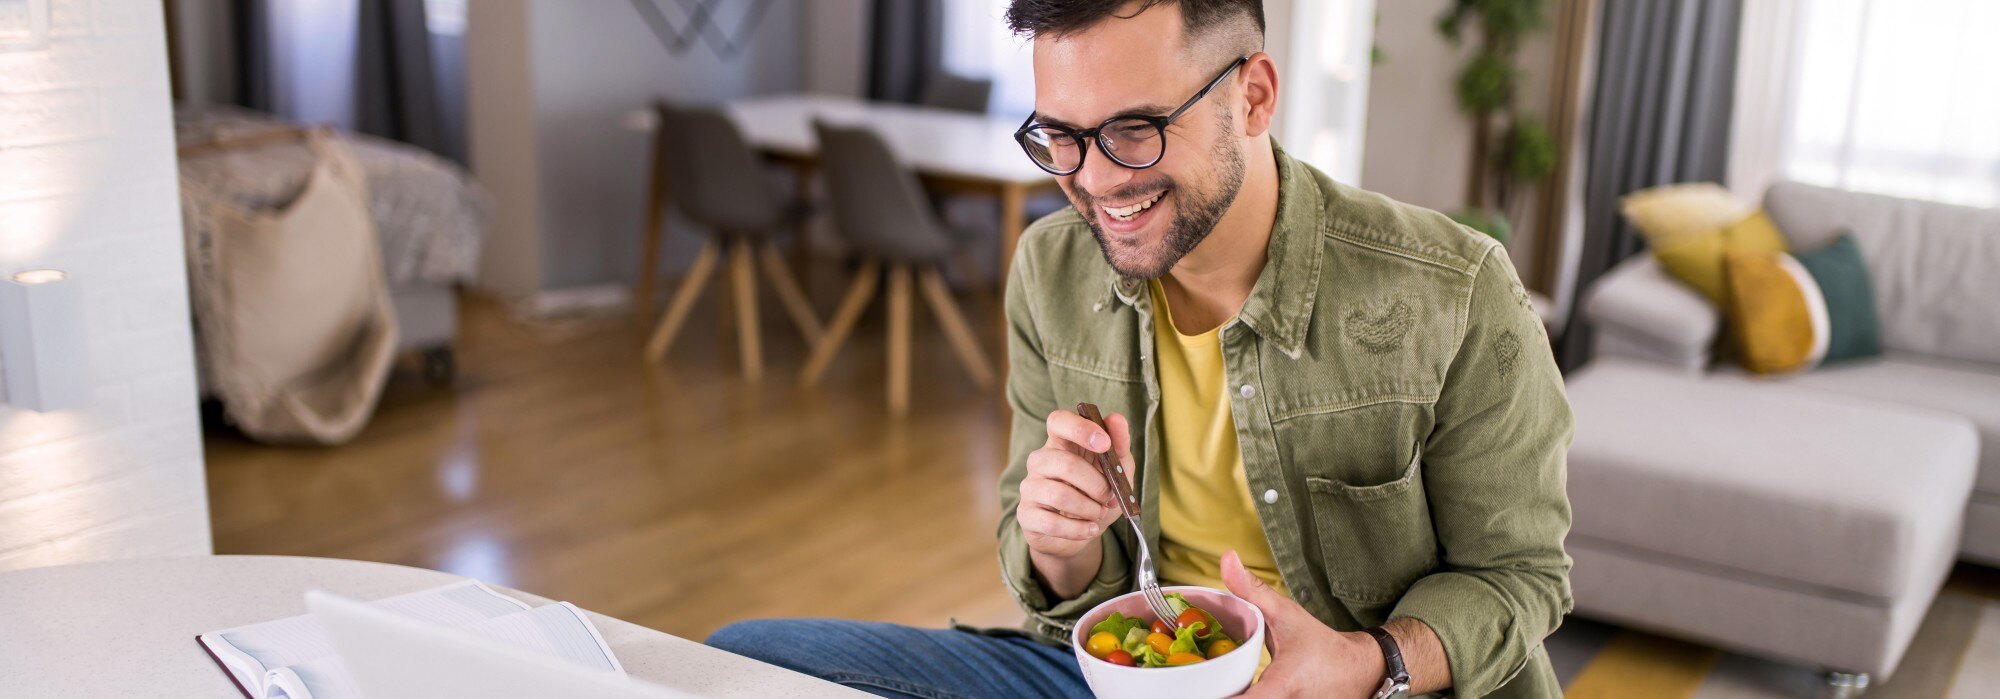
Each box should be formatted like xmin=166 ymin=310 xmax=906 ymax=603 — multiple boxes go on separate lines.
xmin=643 ymin=102 xmax=823 ymax=381
xmin=919 ymin=73 xmax=993 ymax=114
xmin=800 ymin=120 xmax=995 ymax=414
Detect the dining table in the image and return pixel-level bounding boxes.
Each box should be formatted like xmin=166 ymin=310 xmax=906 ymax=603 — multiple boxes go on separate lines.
xmin=630 ymin=93 xmax=1060 ymax=323
xmin=0 ymin=555 xmax=866 ymax=698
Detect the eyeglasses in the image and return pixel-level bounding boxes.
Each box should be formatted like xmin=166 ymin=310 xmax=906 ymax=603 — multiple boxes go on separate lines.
xmin=1014 ymin=56 xmax=1249 ymax=176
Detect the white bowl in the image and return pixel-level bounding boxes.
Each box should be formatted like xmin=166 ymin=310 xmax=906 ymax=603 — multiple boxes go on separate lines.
xmin=1071 ymin=586 xmax=1267 ymax=699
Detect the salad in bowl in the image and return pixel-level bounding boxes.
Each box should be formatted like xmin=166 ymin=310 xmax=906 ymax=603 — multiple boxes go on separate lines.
xmin=1071 ymin=586 xmax=1266 ymax=699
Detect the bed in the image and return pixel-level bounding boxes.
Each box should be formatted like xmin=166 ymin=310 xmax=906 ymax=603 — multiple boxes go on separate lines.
xmin=174 ymin=104 xmax=490 ymax=387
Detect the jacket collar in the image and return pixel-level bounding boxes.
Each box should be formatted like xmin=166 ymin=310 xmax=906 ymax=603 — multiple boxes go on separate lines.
xmin=1108 ymin=141 xmax=1323 ymax=358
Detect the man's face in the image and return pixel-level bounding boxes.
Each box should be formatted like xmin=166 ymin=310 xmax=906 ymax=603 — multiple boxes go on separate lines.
xmin=1030 ymin=4 xmax=1247 ymax=280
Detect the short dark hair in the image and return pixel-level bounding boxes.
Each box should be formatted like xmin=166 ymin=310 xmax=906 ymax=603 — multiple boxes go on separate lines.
xmin=1005 ymin=0 xmax=1265 ymax=47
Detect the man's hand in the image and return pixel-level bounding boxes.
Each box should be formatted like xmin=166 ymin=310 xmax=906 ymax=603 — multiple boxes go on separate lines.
xmin=1018 ymin=409 xmax=1136 ymax=600
xmin=1222 ymin=551 xmax=1387 ymax=698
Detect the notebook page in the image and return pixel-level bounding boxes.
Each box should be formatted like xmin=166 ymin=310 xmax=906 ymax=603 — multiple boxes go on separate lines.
xmin=262 ymin=658 xmax=360 ymax=699
xmin=200 ymin=580 xmax=532 ymax=692
xmin=255 ymin=602 xmax=624 ymax=699
xmin=459 ymin=602 xmax=625 ymax=673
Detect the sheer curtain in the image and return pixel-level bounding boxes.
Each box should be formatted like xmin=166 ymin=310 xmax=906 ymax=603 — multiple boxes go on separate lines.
xmin=939 ymin=0 xmax=1032 ymax=116
xmin=1775 ymin=0 xmax=2000 ymax=207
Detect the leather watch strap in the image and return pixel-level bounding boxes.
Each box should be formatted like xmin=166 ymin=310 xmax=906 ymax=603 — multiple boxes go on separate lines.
xmin=1365 ymin=627 xmax=1412 ymax=699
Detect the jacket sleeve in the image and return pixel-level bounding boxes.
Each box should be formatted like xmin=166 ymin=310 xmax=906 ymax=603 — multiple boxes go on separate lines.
xmin=996 ymin=241 xmax=1133 ymax=644
xmin=1390 ymin=244 xmax=1575 ymax=697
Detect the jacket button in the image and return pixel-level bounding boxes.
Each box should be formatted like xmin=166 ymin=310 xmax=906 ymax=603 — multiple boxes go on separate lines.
xmin=1263 ymin=489 xmax=1279 ymax=504
xmin=1239 ymin=384 xmax=1256 ymax=399
xmin=1296 ymin=587 xmax=1312 ymax=603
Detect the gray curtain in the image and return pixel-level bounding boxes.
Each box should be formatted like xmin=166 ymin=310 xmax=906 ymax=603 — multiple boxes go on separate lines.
xmin=1557 ymin=0 xmax=1742 ymax=372
xmin=355 ymin=0 xmax=446 ymax=157
xmin=868 ymin=0 xmax=942 ymax=104
xmin=230 ymin=0 xmax=274 ymax=112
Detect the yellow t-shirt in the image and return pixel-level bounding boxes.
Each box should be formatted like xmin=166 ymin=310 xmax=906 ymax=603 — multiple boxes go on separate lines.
xmin=1149 ymin=281 xmax=1288 ymax=594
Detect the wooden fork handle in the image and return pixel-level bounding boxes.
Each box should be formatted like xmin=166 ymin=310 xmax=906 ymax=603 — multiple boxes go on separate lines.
xmin=1076 ymin=403 xmax=1142 ymax=518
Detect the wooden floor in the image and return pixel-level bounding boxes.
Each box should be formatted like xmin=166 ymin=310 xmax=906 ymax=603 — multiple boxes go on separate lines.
xmin=204 ymin=264 xmax=1027 ymax=642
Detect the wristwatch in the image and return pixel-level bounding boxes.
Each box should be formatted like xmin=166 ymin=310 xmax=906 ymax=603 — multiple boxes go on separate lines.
xmin=1364 ymin=627 xmax=1412 ymax=699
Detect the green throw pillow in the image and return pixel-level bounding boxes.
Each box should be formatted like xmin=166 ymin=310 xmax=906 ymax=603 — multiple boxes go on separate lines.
xmin=1794 ymin=231 xmax=1881 ymax=364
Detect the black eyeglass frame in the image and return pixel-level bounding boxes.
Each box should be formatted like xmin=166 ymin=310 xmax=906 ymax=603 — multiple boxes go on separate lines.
xmin=1013 ymin=55 xmax=1250 ymax=176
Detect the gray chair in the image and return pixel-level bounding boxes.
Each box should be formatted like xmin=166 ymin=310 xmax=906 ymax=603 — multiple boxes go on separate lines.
xmin=919 ymin=72 xmax=993 ymax=114
xmin=643 ymin=102 xmax=823 ymax=381
xmin=799 ymin=120 xmax=994 ymax=413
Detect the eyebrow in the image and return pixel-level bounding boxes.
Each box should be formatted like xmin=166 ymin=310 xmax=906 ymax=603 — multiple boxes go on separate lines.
xmin=1032 ymin=103 xmax=1180 ymax=130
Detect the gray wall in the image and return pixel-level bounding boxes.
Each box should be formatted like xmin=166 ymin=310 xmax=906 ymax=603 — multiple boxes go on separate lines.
xmin=469 ymin=0 xmax=808 ymax=296
xmin=1360 ymin=0 xmax=1558 ymax=284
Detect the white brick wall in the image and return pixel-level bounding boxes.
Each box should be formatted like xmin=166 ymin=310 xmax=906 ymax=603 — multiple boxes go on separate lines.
xmin=0 ymin=0 xmax=211 ymax=573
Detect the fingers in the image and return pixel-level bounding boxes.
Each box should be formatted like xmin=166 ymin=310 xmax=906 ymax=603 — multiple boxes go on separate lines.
xmin=1026 ymin=446 xmax=1114 ymax=505
xmin=1017 ymin=505 xmax=1106 ymax=542
xmin=1044 ymin=409 xmax=1111 ymax=454
xmin=1221 ymin=550 xmax=1301 ymax=635
xmin=1020 ymin=475 xmax=1111 ymax=522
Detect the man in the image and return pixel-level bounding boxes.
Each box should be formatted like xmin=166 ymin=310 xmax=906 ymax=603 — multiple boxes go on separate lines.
xmin=708 ymin=1 xmax=1573 ymax=697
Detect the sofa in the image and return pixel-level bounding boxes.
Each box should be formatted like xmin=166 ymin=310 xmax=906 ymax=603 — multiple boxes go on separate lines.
xmin=1562 ymin=181 xmax=1998 ymax=691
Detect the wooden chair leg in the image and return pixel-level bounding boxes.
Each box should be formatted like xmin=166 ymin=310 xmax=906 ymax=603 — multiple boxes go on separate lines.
xmin=634 ymin=112 xmax=672 ymax=326
xmin=800 ymin=259 xmax=881 ymax=388
xmin=757 ymin=242 xmax=824 ymax=343
xmin=886 ymin=264 xmax=912 ymax=415
xmin=918 ymin=266 xmax=995 ymax=390
xmin=729 ymin=239 xmax=763 ymax=381
xmin=644 ymin=241 xmax=719 ymax=362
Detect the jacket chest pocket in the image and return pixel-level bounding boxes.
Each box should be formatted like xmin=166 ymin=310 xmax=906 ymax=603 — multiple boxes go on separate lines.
xmin=1304 ymin=446 xmax=1439 ymax=606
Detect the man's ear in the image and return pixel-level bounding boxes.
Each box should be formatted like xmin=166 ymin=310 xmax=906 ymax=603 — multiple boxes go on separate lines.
xmin=1239 ymin=52 xmax=1280 ymax=138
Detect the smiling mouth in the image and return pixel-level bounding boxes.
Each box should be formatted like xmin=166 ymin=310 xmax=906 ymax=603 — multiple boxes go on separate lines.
xmin=1102 ymin=189 xmax=1168 ymax=222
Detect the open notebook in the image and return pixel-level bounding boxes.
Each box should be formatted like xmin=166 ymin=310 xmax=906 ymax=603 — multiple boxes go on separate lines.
xmin=197 ymin=581 xmax=623 ymax=699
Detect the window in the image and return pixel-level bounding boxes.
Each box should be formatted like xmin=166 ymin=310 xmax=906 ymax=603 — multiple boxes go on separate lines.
xmin=1782 ymin=0 xmax=2000 ymax=207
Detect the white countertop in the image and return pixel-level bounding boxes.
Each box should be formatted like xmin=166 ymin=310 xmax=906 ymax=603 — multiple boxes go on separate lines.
xmin=0 ymin=555 xmax=865 ymax=698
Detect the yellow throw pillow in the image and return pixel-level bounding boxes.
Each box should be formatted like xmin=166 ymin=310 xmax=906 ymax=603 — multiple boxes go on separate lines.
xmin=1652 ymin=211 xmax=1790 ymax=305
xmin=1724 ymin=247 xmax=1830 ymax=375
xmin=1620 ymin=182 xmax=1750 ymax=244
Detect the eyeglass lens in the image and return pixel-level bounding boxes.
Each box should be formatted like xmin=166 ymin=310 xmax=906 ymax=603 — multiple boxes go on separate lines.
xmin=1022 ymin=117 xmax=1165 ymax=174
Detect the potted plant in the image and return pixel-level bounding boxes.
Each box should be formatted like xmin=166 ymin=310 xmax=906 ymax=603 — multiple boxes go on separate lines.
xmin=1437 ymin=0 xmax=1557 ymax=245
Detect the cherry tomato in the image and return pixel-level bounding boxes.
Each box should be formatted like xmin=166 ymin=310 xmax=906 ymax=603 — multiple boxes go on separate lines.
xmin=1204 ymin=638 xmax=1239 ymax=659
xmin=1165 ymin=652 xmax=1206 ymax=666
xmin=1104 ymin=649 xmax=1136 ymax=667
xmin=1175 ymin=608 xmax=1216 ymax=637
xmin=1084 ymin=631 xmax=1121 ymax=659
xmin=1144 ymin=632 xmax=1174 ymax=656
xmin=1150 ymin=619 xmax=1173 ymax=636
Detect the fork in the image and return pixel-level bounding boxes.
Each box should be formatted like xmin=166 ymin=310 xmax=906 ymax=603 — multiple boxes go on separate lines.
xmin=1076 ymin=403 xmax=1178 ymax=626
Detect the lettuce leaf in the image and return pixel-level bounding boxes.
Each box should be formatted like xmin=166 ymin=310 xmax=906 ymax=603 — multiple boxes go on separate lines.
xmin=1091 ymin=611 xmax=1145 ymax=641
xmin=1169 ymin=625 xmax=1203 ymax=656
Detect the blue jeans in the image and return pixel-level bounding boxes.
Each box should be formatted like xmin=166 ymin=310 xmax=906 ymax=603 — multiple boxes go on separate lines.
xmin=707 ymin=619 xmax=1091 ymax=699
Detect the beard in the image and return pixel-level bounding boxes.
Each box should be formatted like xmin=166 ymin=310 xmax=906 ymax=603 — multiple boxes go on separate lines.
xmin=1071 ymin=115 xmax=1248 ymax=280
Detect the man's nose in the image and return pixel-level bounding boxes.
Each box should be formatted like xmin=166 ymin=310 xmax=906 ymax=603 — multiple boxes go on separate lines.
xmin=1071 ymin=145 xmax=1134 ymax=203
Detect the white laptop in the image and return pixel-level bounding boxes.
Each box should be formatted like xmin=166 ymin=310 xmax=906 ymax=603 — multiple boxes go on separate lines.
xmin=306 ymin=589 xmax=696 ymax=699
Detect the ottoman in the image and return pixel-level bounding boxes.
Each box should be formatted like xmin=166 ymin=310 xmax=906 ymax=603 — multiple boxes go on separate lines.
xmin=1562 ymin=360 xmax=1979 ymax=684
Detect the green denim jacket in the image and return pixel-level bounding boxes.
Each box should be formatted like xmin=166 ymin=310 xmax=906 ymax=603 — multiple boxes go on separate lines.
xmin=994 ymin=144 xmax=1574 ymax=698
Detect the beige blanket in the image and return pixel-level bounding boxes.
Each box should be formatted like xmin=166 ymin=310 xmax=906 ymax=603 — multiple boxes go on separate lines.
xmin=181 ymin=134 xmax=397 ymax=445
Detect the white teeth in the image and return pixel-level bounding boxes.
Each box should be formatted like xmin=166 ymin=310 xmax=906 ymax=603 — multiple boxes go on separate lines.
xmin=1105 ymin=191 xmax=1166 ymax=221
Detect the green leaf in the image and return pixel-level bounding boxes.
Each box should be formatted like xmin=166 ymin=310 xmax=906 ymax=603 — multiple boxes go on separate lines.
xmin=1169 ymin=625 xmax=1203 ymax=656
xmin=1121 ymin=626 xmax=1151 ymax=656
xmin=1091 ymin=611 xmax=1144 ymax=641
xmin=1455 ymin=52 xmax=1515 ymax=115
xmin=1499 ymin=116 xmax=1557 ymax=183
xmin=1449 ymin=208 xmax=1513 ymax=245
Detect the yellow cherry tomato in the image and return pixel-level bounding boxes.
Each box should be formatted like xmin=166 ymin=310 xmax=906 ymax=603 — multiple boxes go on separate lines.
xmin=1166 ymin=652 xmax=1207 ymax=666
xmin=1205 ymin=638 xmax=1239 ymax=659
xmin=1145 ymin=632 xmax=1174 ymax=656
xmin=1084 ymin=631 xmax=1121 ymax=659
